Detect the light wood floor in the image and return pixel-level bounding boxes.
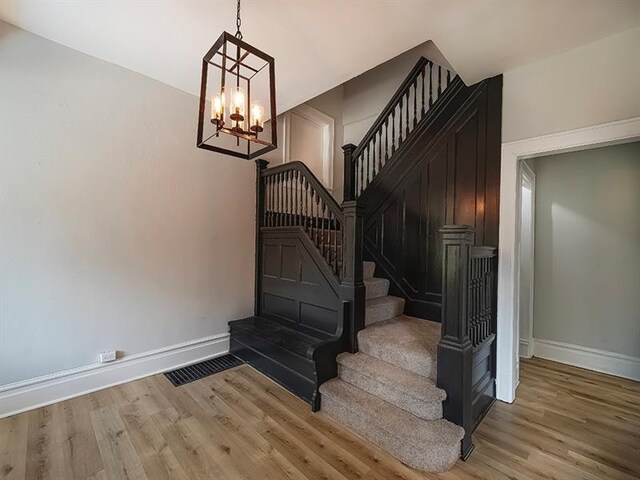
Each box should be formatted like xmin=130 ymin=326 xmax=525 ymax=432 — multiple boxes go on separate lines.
xmin=1 ymin=357 xmax=639 ymax=479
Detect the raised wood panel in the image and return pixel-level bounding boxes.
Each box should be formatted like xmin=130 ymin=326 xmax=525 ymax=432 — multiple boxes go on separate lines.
xmin=472 ymin=337 xmax=496 ymax=429
xmin=425 ymin=148 xmax=447 ymax=296
xmin=260 ymin=230 xmax=339 ymax=335
xmin=363 ymin=76 xmax=502 ymax=321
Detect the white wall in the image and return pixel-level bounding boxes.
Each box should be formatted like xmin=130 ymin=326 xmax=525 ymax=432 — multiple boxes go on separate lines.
xmin=0 ymin=22 xmax=255 ymax=386
xmin=532 ymin=142 xmax=640 ymax=358
xmin=503 ymin=27 xmax=640 ymax=143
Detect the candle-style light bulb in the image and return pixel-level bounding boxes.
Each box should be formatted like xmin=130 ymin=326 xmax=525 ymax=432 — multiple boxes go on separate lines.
xmin=211 ymin=92 xmax=224 ymax=126
xmin=250 ymin=101 xmax=264 ymax=133
xmin=230 ymin=86 xmax=245 ymax=120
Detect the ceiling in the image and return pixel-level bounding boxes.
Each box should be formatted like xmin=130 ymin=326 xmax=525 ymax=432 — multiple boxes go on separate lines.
xmin=2 ymin=1 xmax=639 ymax=113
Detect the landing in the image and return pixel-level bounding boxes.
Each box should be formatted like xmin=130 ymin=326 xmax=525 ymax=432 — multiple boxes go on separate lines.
xmin=357 ymin=315 xmax=441 ymax=379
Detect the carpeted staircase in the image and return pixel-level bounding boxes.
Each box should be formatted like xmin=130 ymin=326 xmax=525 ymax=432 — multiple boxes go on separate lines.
xmin=319 ymin=261 xmax=464 ymax=472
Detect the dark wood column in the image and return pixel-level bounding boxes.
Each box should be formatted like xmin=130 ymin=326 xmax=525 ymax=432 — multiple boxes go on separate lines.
xmin=438 ymin=224 xmax=475 ymax=459
xmin=340 ymin=200 xmax=366 ymax=353
xmin=342 ymin=143 xmax=357 ymax=202
xmin=254 ymin=159 xmax=269 ymax=316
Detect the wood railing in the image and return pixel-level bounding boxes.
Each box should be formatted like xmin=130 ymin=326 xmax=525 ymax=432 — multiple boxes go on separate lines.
xmin=437 ymin=225 xmax=497 ymax=459
xmin=343 ymin=58 xmax=456 ymax=200
xmin=255 ymin=159 xmax=365 ymax=354
xmin=261 ymin=161 xmax=344 ymax=277
xmin=468 ymin=246 xmax=497 ymax=348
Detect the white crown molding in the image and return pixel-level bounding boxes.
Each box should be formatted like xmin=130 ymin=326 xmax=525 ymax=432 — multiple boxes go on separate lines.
xmin=0 ymin=333 xmax=230 ymax=418
xmin=533 ymin=338 xmax=640 ymax=382
xmin=497 ymin=116 xmax=640 ymax=403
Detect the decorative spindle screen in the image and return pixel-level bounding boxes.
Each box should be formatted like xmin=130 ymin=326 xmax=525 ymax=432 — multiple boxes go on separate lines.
xmin=262 ymin=162 xmax=344 ymax=277
xmin=468 ymin=247 xmax=497 ymax=348
xmin=350 ymin=59 xmax=456 ymax=197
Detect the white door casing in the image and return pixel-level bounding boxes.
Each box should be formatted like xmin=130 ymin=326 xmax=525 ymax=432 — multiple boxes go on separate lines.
xmin=496 ymin=116 xmax=640 ymax=403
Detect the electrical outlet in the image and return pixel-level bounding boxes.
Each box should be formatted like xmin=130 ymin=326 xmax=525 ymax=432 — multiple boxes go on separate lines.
xmin=99 ymin=350 xmax=117 ymax=363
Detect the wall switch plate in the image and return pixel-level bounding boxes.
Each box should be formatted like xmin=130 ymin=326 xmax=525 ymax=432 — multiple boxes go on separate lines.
xmin=99 ymin=350 xmax=117 ymax=363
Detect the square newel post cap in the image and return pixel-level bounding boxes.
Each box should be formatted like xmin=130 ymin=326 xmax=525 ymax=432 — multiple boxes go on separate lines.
xmin=440 ymin=224 xmax=475 ymax=242
xmin=255 ymin=159 xmax=269 ymax=169
xmin=342 ymin=143 xmax=357 ymax=154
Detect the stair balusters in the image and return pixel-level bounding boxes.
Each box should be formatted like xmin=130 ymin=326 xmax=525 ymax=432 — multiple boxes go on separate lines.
xmin=438 ymin=225 xmax=498 ymax=459
xmin=346 ymin=57 xmax=456 ymax=199
xmin=260 ymin=161 xmax=343 ymax=278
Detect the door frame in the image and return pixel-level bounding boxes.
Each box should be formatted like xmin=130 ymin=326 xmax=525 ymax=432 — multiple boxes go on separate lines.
xmin=517 ymin=161 xmax=535 ymax=362
xmin=496 ymin=116 xmax=640 ymax=403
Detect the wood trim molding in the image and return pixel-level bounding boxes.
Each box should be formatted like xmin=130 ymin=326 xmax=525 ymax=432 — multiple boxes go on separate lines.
xmin=533 ymin=338 xmax=640 ymax=381
xmin=497 ymin=116 xmax=640 ymax=403
xmin=282 ymin=104 xmax=335 ymax=191
xmin=0 ymin=333 xmax=230 ymax=418
xmin=519 ymin=339 xmax=533 ymax=359
xmin=516 ymin=163 xmax=535 ymax=367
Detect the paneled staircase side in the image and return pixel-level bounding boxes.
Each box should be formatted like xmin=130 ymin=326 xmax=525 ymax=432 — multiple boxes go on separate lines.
xmin=231 ymin=160 xmax=351 ymax=411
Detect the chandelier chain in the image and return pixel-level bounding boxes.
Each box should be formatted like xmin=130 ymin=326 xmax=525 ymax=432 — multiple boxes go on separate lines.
xmin=235 ymin=0 xmax=243 ymax=40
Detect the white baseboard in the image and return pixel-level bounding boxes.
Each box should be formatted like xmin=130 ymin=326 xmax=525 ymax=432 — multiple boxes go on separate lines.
xmin=0 ymin=333 xmax=230 ymax=418
xmin=519 ymin=338 xmax=533 ymax=358
xmin=532 ymin=338 xmax=640 ymax=381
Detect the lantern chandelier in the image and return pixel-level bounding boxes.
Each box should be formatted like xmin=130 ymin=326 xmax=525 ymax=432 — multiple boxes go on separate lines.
xmin=197 ymin=0 xmax=277 ymax=159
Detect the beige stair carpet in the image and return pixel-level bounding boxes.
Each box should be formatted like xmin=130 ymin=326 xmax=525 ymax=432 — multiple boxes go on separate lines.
xmin=320 ymin=261 xmax=461 ymax=472
xmin=320 ymin=379 xmax=463 ymax=472
xmin=357 ymin=315 xmax=440 ymax=379
xmin=337 ymin=352 xmax=446 ymax=420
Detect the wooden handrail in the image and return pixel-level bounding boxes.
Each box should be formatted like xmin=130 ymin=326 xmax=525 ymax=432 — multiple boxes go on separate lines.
xmin=261 ymin=160 xmax=344 ymax=277
xmin=352 ymin=57 xmax=430 ymax=159
xmin=346 ymin=57 xmax=456 ymax=198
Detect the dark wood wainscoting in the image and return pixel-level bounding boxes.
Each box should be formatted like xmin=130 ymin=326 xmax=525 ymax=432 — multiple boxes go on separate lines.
xmin=472 ymin=335 xmax=496 ymax=429
xmin=260 ymin=227 xmax=340 ymax=336
xmin=362 ymin=76 xmax=502 ymax=320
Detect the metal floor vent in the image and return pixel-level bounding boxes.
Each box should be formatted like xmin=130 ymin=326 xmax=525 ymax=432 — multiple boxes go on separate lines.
xmin=164 ymin=354 xmax=243 ymax=387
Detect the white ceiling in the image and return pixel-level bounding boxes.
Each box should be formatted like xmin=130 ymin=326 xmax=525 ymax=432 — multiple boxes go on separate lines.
xmin=2 ymin=1 xmax=639 ymax=113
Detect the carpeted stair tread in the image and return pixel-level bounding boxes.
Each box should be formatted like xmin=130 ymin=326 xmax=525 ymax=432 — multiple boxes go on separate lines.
xmin=363 ymin=261 xmax=376 ymax=279
xmin=357 ymin=315 xmax=440 ymax=379
xmin=365 ymin=295 xmax=405 ymax=325
xmin=337 ymin=352 xmax=446 ymax=402
xmin=319 ymin=379 xmax=463 ymax=472
xmin=364 ymin=277 xmax=390 ymax=299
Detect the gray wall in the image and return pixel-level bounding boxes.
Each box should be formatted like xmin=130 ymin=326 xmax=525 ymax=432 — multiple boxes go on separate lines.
xmin=533 ymin=142 xmax=640 ymax=357
xmin=0 ymin=22 xmax=255 ymax=385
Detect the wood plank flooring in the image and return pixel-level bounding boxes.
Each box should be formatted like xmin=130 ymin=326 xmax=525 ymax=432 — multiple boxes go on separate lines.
xmin=1 ymin=357 xmax=639 ymax=479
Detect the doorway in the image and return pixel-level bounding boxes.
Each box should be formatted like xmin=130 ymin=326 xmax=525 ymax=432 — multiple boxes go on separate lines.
xmin=496 ymin=117 xmax=640 ymax=403
xmin=517 ymin=161 xmax=535 ymax=366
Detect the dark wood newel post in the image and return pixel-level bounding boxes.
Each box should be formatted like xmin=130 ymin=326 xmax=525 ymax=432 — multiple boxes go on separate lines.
xmin=438 ymin=224 xmax=475 ymax=459
xmin=340 ymin=200 xmax=365 ymax=353
xmin=342 ymin=144 xmax=357 ymax=202
xmin=254 ymin=159 xmax=269 ymax=316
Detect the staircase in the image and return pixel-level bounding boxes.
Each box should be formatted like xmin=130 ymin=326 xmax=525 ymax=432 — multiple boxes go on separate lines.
xmin=230 ymin=56 xmax=502 ymax=473
xmin=320 ymin=261 xmax=464 ymax=472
